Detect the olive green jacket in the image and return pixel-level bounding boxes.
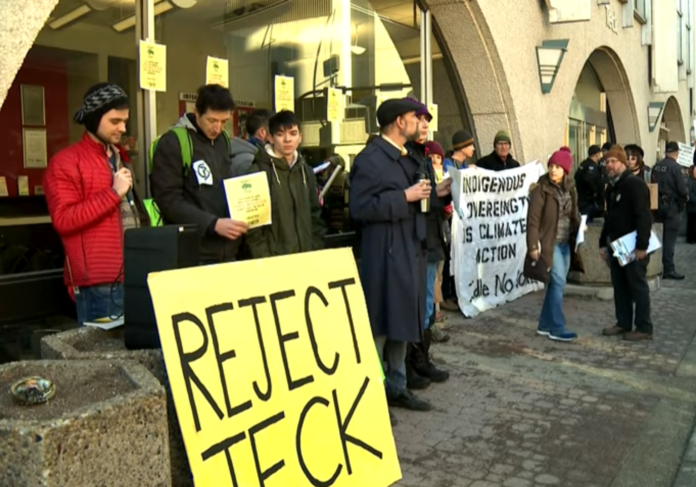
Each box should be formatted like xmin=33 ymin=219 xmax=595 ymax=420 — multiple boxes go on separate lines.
xmin=245 ymin=147 xmax=326 ymax=258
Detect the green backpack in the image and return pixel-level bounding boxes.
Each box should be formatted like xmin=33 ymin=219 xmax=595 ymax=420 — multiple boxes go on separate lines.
xmin=144 ymin=127 xmax=231 ymax=227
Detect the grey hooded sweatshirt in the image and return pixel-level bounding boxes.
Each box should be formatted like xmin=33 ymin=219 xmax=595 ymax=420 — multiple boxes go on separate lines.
xmin=230 ymin=137 xmax=262 ymax=177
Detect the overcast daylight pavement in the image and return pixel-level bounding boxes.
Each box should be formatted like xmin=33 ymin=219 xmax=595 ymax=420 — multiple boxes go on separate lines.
xmin=391 ymin=242 xmax=696 ymax=487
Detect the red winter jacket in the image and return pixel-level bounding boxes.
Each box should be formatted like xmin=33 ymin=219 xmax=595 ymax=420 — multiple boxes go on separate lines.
xmin=44 ymin=133 xmax=128 ymax=288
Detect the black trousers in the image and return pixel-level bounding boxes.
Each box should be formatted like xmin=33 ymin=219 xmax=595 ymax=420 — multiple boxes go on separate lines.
xmin=661 ymin=212 xmax=682 ymax=274
xmin=441 ymin=242 xmax=456 ymax=301
xmin=687 ymin=212 xmax=696 ymax=243
xmin=609 ymin=257 xmax=652 ymax=333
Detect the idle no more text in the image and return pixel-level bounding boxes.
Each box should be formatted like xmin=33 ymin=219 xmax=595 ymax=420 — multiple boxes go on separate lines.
xmin=170 ymin=277 xmax=385 ymax=487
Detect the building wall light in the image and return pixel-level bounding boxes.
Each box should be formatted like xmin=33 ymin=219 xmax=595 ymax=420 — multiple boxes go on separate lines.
xmin=536 ymin=39 xmax=569 ymax=95
xmin=648 ymin=101 xmax=665 ymax=132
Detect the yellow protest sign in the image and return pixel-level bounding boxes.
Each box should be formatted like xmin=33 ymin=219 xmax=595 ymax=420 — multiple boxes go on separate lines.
xmin=148 ymin=249 xmax=402 ymax=487
xmin=139 ymin=40 xmax=167 ymax=92
xmin=223 ymin=172 xmax=272 ymax=229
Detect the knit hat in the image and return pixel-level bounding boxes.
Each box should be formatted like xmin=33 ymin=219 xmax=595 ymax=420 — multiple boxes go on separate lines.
xmin=494 ymin=129 xmax=512 ymax=145
xmin=425 ymin=141 xmax=444 ymax=159
xmin=405 ymin=97 xmax=432 ymax=121
xmin=548 ymin=147 xmax=573 ymax=175
xmin=452 ymin=130 xmax=474 ymax=150
xmin=588 ymin=145 xmax=601 ymax=157
xmin=74 ymin=83 xmax=129 ymax=136
xmin=604 ymin=144 xmax=628 ymax=166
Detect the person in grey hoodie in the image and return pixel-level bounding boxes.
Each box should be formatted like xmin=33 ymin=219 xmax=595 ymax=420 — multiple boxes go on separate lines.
xmin=230 ymin=108 xmax=273 ymax=177
xmin=150 ymin=84 xmax=248 ymax=264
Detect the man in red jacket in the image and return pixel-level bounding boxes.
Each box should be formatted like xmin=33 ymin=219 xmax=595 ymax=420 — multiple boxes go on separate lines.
xmin=44 ymin=83 xmax=147 ymax=325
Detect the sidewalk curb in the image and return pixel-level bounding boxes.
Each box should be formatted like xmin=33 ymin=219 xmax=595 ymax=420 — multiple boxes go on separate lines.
xmin=565 ymin=277 xmax=661 ymax=300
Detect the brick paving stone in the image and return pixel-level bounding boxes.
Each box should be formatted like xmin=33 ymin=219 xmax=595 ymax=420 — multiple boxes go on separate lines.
xmin=391 ymin=243 xmax=696 ymax=487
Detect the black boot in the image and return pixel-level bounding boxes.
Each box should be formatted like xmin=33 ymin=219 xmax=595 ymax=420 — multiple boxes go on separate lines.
xmin=414 ymin=327 xmax=450 ymax=383
xmin=406 ymin=344 xmax=431 ymax=390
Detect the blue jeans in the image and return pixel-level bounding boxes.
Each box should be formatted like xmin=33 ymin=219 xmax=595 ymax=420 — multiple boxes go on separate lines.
xmin=375 ymin=336 xmax=407 ymax=394
xmin=538 ymin=243 xmax=570 ymax=334
xmin=424 ymin=262 xmax=438 ymax=330
xmin=75 ymin=284 xmax=123 ymax=326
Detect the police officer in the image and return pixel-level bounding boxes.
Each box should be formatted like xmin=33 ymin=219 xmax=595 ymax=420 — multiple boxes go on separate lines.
xmin=599 ymin=142 xmax=613 ymax=176
xmin=575 ymin=144 xmax=604 ymax=221
xmin=651 ymin=141 xmax=689 ymax=280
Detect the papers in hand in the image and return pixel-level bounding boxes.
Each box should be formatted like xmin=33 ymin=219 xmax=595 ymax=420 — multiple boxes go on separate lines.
xmin=610 ymin=231 xmax=662 ymax=267
xmin=313 ymin=161 xmax=331 ymax=174
xmin=84 ymin=316 xmax=124 ymax=330
xmin=575 ymin=215 xmax=588 ymax=252
xmin=223 ymin=172 xmax=272 ymax=229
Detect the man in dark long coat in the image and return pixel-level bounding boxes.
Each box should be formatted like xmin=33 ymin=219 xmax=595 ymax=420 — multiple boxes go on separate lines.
xmin=350 ymin=98 xmax=435 ymax=416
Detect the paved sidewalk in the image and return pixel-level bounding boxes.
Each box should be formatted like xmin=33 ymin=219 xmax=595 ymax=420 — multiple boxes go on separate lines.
xmin=391 ymin=242 xmax=696 ymax=487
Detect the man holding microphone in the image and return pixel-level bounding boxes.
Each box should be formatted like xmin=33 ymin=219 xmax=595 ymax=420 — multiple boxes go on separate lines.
xmin=351 ymin=98 xmax=450 ymax=419
xmin=44 ymin=83 xmax=149 ymax=325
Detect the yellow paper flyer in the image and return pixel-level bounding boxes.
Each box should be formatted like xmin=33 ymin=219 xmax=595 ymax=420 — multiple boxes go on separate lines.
xmin=327 ymin=87 xmax=341 ymax=122
xmin=139 ymin=40 xmax=167 ymax=92
xmin=428 ymin=103 xmax=439 ymax=132
xmin=206 ymin=56 xmax=229 ymax=88
xmin=274 ymin=75 xmax=295 ymax=112
xmin=223 ymin=172 xmax=272 ymax=229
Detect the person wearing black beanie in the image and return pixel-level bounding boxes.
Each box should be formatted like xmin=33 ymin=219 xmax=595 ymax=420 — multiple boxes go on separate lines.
xmin=43 ymin=82 xmax=148 ymax=326
xmin=74 ymin=82 xmax=130 ymax=145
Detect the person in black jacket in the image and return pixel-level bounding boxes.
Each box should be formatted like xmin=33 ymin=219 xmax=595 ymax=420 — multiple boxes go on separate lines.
xmin=599 ymin=145 xmax=654 ymax=341
xmin=574 ymin=144 xmax=604 ymax=221
xmin=151 ymin=84 xmax=248 ymax=264
xmin=651 ymin=141 xmax=689 ymax=280
xmin=403 ymin=99 xmax=451 ymax=389
xmin=476 ymin=130 xmax=521 ymax=171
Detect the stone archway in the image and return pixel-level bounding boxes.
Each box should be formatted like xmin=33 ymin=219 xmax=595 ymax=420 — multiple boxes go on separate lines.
xmin=584 ymin=47 xmax=640 ymax=146
xmin=661 ymin=96 xmax=686 ymax=143
xmin=426 ymin=1 xmax=522 ymax=159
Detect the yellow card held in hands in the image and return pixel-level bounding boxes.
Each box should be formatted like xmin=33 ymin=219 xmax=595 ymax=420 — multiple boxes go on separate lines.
xmin=223 ymin=172 xmax=272 ymax=229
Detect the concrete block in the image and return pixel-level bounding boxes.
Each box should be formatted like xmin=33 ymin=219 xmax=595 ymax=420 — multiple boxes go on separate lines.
xmin=41 ymin=327 xmax=192 ymax=487
xmin=0 ymin=360 xmax=170 ymax=487
xmin=569 ymin=221 xmax=663 ymax=285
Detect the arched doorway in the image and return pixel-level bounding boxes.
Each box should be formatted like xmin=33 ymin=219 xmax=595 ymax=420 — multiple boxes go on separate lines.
xmin=657 ymin=96 xmax=686 ymax=163
xmin=566 ymin=47 xmax=639 ymax=171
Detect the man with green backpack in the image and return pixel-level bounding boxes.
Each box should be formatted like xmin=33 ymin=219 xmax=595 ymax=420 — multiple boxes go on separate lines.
xmin=149 ymin=84 xmax=248 ymax=264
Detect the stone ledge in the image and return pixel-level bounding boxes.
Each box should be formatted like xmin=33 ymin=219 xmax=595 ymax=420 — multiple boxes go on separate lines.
xmin=40 ymin=327 xmax=193 ymax=487
xmin=0 ymin=359 xmax=170 ymax=487
xmin=565 ymin=276 xmax=662 ymax=300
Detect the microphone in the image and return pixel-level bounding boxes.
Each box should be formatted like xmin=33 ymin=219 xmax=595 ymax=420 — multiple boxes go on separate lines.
xmin=126 ymin=188 xmax=135 ymax=207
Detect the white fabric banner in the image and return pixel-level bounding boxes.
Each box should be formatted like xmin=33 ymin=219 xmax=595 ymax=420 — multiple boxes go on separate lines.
xmin=450 ymin=163 xmax=546 ymax=317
